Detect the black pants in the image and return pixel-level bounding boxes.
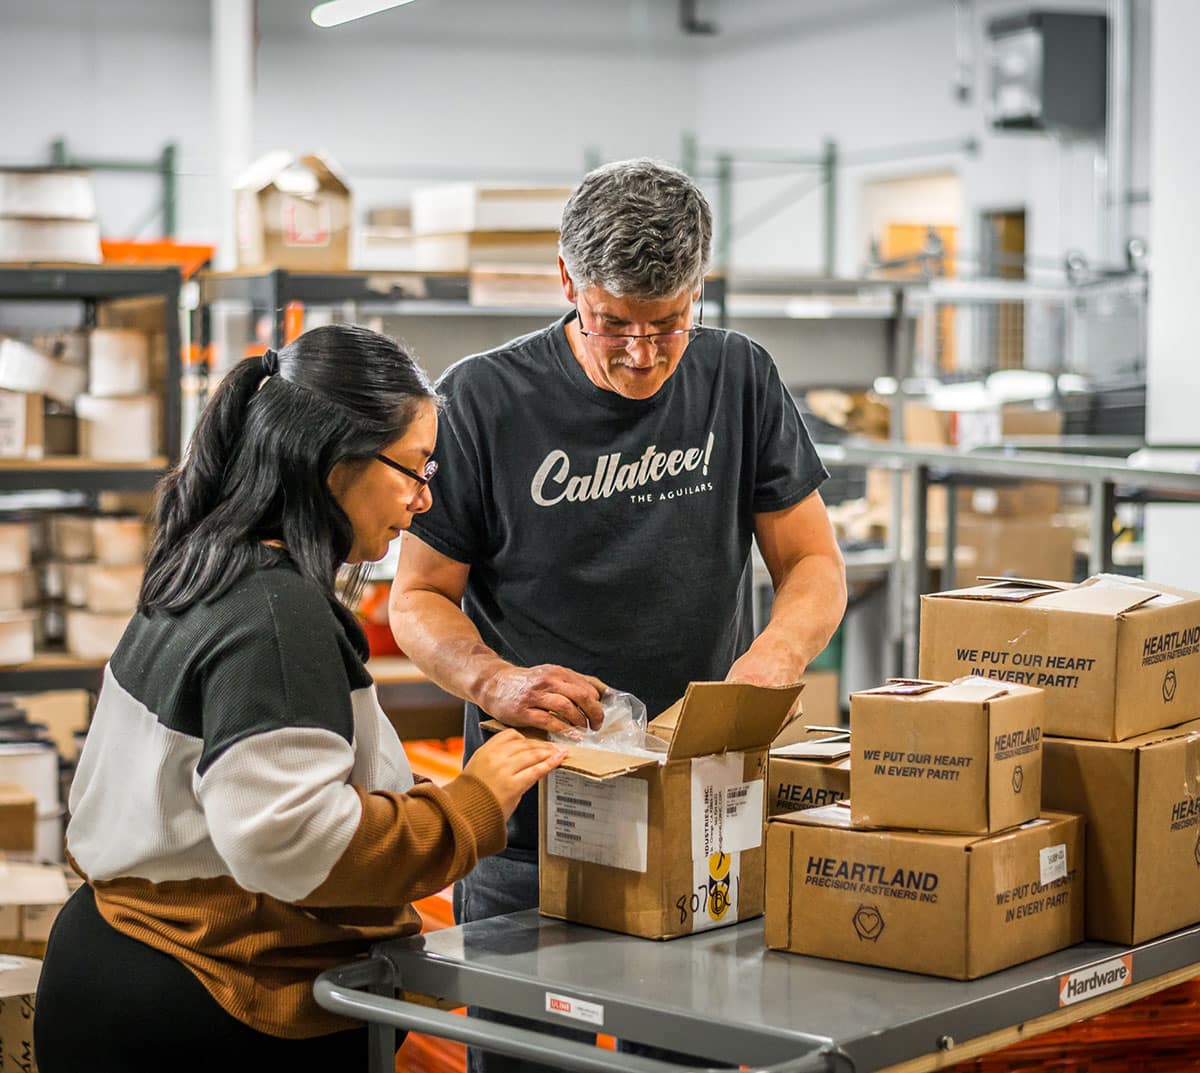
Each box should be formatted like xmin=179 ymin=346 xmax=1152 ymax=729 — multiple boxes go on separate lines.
xmin=35 ymin=884 xmax=399 ymax=1073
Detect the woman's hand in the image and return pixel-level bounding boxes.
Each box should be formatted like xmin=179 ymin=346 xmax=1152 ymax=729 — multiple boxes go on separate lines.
xmin=463 ymin=729 xmax=567 ymax=817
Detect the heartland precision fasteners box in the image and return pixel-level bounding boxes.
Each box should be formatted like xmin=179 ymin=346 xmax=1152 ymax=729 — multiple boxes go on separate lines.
xmin=919 ymin=575 xmax=1200 ymax=741
xmin=535 ymin=681 xmax=802 ymax=940
xmin=1043 ymin=718 xmax=1200 ymax=944
xmin=768 ymin=732 xmax=850 ymax=817
xmin=765 ymin=806 xmax=1084 ymax=979
xmin=850 ymin=677 xmax=1043 ymax=834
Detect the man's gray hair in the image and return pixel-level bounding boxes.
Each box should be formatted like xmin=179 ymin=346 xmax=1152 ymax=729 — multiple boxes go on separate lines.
xmin=559 ymin=158 xmax=713 ymax=299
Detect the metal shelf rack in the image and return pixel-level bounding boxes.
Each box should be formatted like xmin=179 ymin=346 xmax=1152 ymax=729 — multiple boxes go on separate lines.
xmin=0 ymin=262 xmax=183 ymax=691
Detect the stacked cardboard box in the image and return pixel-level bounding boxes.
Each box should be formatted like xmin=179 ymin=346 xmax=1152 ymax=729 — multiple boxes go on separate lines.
xmin=920 ymin=574 xmax=1200 ymax=944
xmin=766 ymin=676 xmax=1088 ymax=979
xmin=531 ymin=681 xmax=802 ymax=939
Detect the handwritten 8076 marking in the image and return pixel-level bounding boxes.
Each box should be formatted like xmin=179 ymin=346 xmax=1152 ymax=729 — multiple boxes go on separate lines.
xmin=676 ymin=854 xmax=736 ymax=925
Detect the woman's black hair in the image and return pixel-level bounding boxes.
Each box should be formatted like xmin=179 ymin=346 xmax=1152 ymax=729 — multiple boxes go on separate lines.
xmin=139 ymin=324 xmax=436 ymax=615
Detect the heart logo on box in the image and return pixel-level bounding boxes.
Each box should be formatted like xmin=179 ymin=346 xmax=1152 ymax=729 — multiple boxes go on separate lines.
xmin=852 ymin=904 xmax=885 ymax=942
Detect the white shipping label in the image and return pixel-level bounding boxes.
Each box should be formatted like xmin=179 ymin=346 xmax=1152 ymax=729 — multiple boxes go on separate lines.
xmin=690 ymin=753 xmax=764 ymax=859
xmin=545 ymin=992 xmax=604 ymax=1026
xmin=689 ymin=850 xmax=741 ymax=933
xmin=546 ymin=770 xmax=648 ymax=873
xmin=0 ymin=393 xmax=26 ymax=457
xmin=1040 ymin=843 xmax=1068 ymax=886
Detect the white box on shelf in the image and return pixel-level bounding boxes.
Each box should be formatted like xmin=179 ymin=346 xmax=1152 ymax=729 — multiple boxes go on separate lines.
xmin=411 ymin=184 xmax=571 ymax=235
xmin=0 ymin=339 xmax=87 ymax=405
xmin=0 ymin=613 xmax=35 ymax=667
xmin=65 ymin=608 xmax=129 ymax=661
xmin=0 ymin=217 xmax=102 ymax=264
xmin=0 ymin=524 xmax=32 ymax=574
xmin=88 ymin=329 xmax=150 ymax=397
xmin=0 ymin=168 xmax=97 ymax=219
xmin=75 ymin=394 xmax=159 ymax=461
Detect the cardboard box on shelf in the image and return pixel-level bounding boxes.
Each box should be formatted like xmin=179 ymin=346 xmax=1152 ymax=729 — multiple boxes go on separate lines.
xmin=960 ymin=482 xmax=1060 ymax=519
xmin=531 ymin=681 xmax=801 ymax=940
xmin=0 ymin=525 xmax=31 ymax=575
xmin=0 ymin=862 xmax=69 ymax=943
xmin=88 ymin=328 xmax=150 ymax=397
xmin=76 ymin=394 xmax=160 ymax=461
xmin=0 ymin=339 xmax=87 ymax=406
xmin=1043 ymin=719 xmax=1200 ymax=944
xmin=0 ymin=392 xmax=43 ymax=460
xmin=0 ymin=615 xmax=35 ymax=668
xmin=931 ymin=516 xmax=1076 ymax=590
xmin=468 ymin=267 xmax=569 ymax=308
xmin=411 ymin=183 xmax=571 ymax=235
xmin=902 ymin=401 xmax=1062 ymax=449
xmin=0 ymin=954 xmax=42 ymax=1071
xmin=92 ymin=516 xmax=148 ymax=566
xmin=768 ymin=732 xmax=850 ymax=816
xmin=764 ymin=806 xmax=1084 ymax=979
xmin=920 ymin=575 xmax=1200 ymax=742
xmin=82 ymin=564 xmax=143 ymax=615
xmin=7 ymin=692 xmax=90 ymax=763
xmin=413 ymin=230 xmax=561 ymax=272
xmin=235 ymin=152 xmax=352 ymax=271
xmin=65 ymin=608 xmax=129 ymax=661
xmin=0 ymin=788 xmax=36 ymax=854
xmin=850 ymin=677 xmax=1043 ymax=834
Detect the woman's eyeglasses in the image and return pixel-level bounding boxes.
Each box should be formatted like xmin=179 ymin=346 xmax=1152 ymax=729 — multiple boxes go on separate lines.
xmin=375 ymin=455 xmax=438 ymax=487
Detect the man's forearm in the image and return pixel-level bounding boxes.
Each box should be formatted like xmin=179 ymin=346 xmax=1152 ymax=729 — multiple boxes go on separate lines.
xmin=756 ymin=552 xmax=848 ymax=674
xmin=390 ymin=591 xmax=512 ymax=709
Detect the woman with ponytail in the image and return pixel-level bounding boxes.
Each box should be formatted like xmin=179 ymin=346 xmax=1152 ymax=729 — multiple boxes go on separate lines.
xmin=35 ymin=325 xmax=565 ymax=1072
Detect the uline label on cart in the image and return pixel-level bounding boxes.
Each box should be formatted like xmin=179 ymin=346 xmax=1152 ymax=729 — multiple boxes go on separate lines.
xmin=1058 ymin=955 xmax=1133 ymax=1007
xmin=545 ymin=992 xmax=604 ymax=1026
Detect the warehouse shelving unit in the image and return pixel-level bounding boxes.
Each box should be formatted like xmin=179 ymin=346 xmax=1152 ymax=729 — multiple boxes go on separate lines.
xmin=0 ymin=263 xmax=183 ymax=691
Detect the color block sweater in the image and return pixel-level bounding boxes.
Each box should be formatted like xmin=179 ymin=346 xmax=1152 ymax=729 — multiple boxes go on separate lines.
xmin=66 ymin=555 xmax=505 ymax=1038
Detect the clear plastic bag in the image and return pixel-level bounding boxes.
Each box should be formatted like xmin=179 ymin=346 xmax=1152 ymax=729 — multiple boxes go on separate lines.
xmin=548 ymin=688 xmax=669 ymax=762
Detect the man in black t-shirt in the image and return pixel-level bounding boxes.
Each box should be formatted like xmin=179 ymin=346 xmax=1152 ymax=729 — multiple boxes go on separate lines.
xmin=391 ymin=159 xmax=846 ymax=1070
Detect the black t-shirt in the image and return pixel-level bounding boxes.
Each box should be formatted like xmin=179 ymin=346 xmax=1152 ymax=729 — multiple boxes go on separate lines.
xmin=409 ymin=313 xmax=827 ymax=855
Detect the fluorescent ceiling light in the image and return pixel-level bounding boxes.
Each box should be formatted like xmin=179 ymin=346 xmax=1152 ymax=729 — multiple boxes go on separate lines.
xmin=311 ymin=0 xmax=418 ymax=28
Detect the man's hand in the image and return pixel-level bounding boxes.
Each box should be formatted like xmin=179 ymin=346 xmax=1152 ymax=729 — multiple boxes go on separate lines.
xmin=479 ymin=664 xmax=607 ymax=734
xmin=725 ymin=632 xmax=806 ymax=689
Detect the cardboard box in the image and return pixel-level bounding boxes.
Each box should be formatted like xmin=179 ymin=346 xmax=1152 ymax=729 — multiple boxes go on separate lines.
xmin=65 ymin=608 xmax=129 ymax=661
xmin=0 ymin=392 xmax=43 ymax=460
xmin=0 ymin=787 xmax=36 ymax=854
xmin=850 ymin=677 xmax=1043 ymax=834
xmin=0 ymin=615 xmax=34 ymax=668
xmin=0 ymin=862 xmax=68 ymax=946
xmin=961 ymin=482 xmax=1060 ymax=518
xmin=468 ymin=267 xmax=569 ymax=308
xmin=765 ymin=806 xmax=1084 ymax=979
xmin=903 ymin=401 xmax=1062 ymax=449
xmin=768 ymin=733 xmax=850 ymax=816
xmin=411 ymin=183 xmax=571 ymax=235
xmin=82 ymin=563 xmax=143 ymax=614
xmin=75 ymin=394 xmax=159 ymax=461
xmin=0 ymin=526 xmax=30 ymax=575
xmin=537 ymin=681 xmax=802 ymax=940
xmin=0 ymin=954 xmax=42 ymax=1072
xmin=235 ymin=152 xmax=351 ymax=271
xmin=88 ymin=328 xmax=150 ymax=397
xmin=920 ymin=575 xmax=1200 ymax=741
xmin=936 ymin=516 xmax=1076 ymax=590
xmin=1043 ymin=719 xmax=1200 ymax=944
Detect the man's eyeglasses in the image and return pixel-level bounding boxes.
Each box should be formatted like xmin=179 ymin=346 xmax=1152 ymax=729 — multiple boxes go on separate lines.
xmin=576 ymin=291 xmax=705 ymax=352
xmin=375 ymin=455 xmax=438 ymax=487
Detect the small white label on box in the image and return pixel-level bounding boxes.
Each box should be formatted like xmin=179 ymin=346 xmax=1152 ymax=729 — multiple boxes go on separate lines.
xmin=545 ymin=992 xmax=604 ymax=1026
xmin=690 ymin=850 xmax=741 ymax=933
xmin=1039 ymin=843 xmax=1067 ymax=886
xmin=691 ymin=754 xmax=763 ymax=859
xmin=0 ymin=393 xmax=26 ymax=457
xmin=1059 ymin=955 xmax=1133 ymax=1007
xmin=546 ymin=770 xmax=647 ymax=873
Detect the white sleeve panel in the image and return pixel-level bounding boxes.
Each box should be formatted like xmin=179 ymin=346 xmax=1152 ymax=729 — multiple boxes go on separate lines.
xmin=197 ymin=726 xmax=364 ymax=902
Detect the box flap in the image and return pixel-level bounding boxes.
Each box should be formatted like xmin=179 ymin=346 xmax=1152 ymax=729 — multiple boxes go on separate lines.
xmin=1033 ymin=581 xmax=1159 ymax=617
xmin=0 ymin=861 xmax=68 ymax=906
xmin=296 ymin=152 xmax=351 ymax=194
xmin=479 ymin=718 xmax=661 ymax=780
xmin=928 ymin=579 xmax=1073 ymax=603
xmin=974 ymin=576 xmax=1076 ymax=590
xmin=234 ymin=151 xmax=295 ymax=193
xmin=935 ymin=676 xmax=1010 ymax=703
xmin=235 ymin=151 xmax=351 ymax=196
xmin=855 ymin=678 xmax=945 ymax=697
xmin=652 ymin=681 xmax=803 ymax=761
xmin=770 ymin=738 xmax=852 ymax=761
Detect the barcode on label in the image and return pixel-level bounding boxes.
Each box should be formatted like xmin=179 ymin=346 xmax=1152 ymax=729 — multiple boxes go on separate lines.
xmin=1040 ymin=843 xmax=1067 ymax=886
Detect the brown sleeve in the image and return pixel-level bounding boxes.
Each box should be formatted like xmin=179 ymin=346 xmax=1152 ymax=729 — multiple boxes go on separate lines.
xmin=296 ymin=773 xmax=506 ymax=908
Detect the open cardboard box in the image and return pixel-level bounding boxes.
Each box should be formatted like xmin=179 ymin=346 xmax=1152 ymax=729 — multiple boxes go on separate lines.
xmin=850 ymin=677 xmax=1043 ymax=834
xmin=920 ymin=575 xmax=1200 ymax=741
xmin=1044 ymin=718 xmax=1200 ymax=944
xmin=765 ymin=804 xmax=1084 ymax=979
xmin=768 ymin=730 xmax=850 ymax=816
xmin=509 ymin=681 xmax=802 ymax=939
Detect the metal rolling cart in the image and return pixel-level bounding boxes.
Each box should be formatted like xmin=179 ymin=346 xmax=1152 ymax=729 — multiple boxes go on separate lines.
xmin=315 ymin=910 xmax=1200 ymax=1072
